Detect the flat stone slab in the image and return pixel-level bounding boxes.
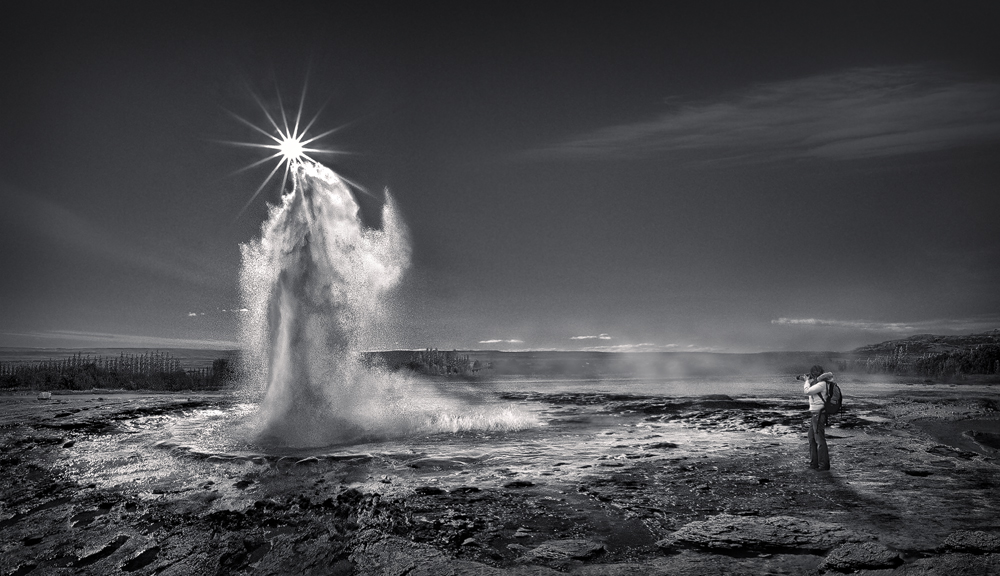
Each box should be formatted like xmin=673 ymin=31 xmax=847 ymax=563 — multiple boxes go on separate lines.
xmin=658 ymin=514 xmax=863 ymax=553
xmin=351 ymin=529 xmax=564 ymax=576
xmin=944 ymin=530 xmax=1000 ymax=553
xmin=518 ymin=539 xmax=605 ymax=562
xmin=820 ymin=541 xmax=902 ymax=572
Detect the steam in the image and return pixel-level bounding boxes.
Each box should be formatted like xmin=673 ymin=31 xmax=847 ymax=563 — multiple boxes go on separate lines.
xmin=239 ymin=161 xmax=534 ymax=446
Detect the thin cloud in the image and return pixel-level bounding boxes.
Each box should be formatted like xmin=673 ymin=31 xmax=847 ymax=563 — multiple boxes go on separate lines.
xmin=584 ymin=342 xmax=675 ymax=353
xmin=529 ymin=65 xmax=1000 ymax=163
xmin=479 ymin=339 xmax=524 ymax=344
xmin=0 ymin=182 xmax=227 ymax=290
xmin=772 ymin=316 xmax=1000 ymax=333
xmin=188 ymin=309 xmax=249 ymax=317
xmin=772 ymin=318 xmax=917 ymax=332
xmin=1 ymin=330 xmax=237 ymax=349
xmin=570 ymin=333 xmax=611 ymax=340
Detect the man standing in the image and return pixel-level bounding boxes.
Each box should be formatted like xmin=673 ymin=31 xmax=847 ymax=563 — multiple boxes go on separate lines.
xmin=802 ymin=365 xmax=834 ymax=470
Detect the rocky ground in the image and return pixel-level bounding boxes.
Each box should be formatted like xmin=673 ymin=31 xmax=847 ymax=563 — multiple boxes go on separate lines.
xmin=1 ymin=385 xmax=998 ymax=575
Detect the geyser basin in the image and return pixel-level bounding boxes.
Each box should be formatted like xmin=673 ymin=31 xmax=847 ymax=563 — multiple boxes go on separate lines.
xmin=238 ymin=161 xmax=536 ymax=446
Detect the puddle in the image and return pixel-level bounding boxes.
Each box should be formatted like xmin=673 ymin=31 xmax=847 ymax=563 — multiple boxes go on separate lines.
xmin=912 ymin=418 xmax=1000 ymax=457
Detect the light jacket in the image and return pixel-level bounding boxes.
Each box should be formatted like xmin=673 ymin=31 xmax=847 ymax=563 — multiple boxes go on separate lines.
xmin=804 ymin=372 xmax=834 ymax=412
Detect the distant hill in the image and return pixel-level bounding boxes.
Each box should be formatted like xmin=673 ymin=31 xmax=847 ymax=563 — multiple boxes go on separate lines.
xmin=851 ymin=330 xmax=1000 ymax=355
xmin=845 ymin=330 xmax=1000 ymax=377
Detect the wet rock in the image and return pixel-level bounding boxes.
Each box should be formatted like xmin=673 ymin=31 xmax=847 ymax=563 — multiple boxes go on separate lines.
xmin=658 ymin=514 xmax=863 ymax=553
xmin=76 ymin=534 xmax=130 ymax=568
xmin=518 ymin=539 xmax=605 ymax=563
xmin=647 ymin=442 xmax=678 ymax=449
xmin=70 ymin=504 xmax=114 ymax=527
xmin=414 ymin=486 xmax=446 ymax=496
xmin=62 ymin=440 xmax=75 ymax=448
xmin=10 ymin=563 xmax=37 ymax=576
xmin=504 ymin=480 xmax=534 ymax=488
xmin=452 ymin=486 xmax=481 ymax=494
xmin=350 ymin=529 xmax=527 ymax=575
xmin=896 ymin=552 xmax=1000 ymax=575
xmin=122 ymin=546 xmax=161 ymax=572
xmin=406 ymin=457 xmax=468 ymax=470
xmin=323 ymin=453 xmax=373 ymax=463
xmin=219 ymin=539 xmax=272 ymax=572
xmin=927 ymin=445 xmax=978 ymax=460
xmin=819 ymin=541 xmax=902 ymax=572
xmin=944 ymin=530 xmax=1000 ymax=553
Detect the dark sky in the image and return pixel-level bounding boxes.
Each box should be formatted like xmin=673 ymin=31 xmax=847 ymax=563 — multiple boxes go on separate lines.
xmin=2 ymin=2 xmax=999 ymax=352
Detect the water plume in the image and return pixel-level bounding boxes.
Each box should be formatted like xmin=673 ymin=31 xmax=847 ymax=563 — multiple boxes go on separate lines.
xmin=239 ymin=161 xmax=534 ymax=447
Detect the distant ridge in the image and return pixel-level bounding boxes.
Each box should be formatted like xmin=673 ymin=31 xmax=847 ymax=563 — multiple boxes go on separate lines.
xmin=851 ymin=329 xmax=1000 ymax=355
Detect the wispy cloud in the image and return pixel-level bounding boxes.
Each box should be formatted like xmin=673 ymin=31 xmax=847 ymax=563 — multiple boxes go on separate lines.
xmin=479 ymin=339 xmax=524 ymax=344
xmin=772 ymin=318 xmax=918 ymax=332
xmin=529 ymin=65 xmax=1000 ymax=163
xmin=570 ymin=333 xmax=611 ymax=340
xmin=772 ymin=316 xmax=1000 ymax=333
xmin=580 ymin=342 xmax=721 ymax=353
xmin=0 ymin=330 xmax=237 ymax=349
xmin=187 ymin=309 xmax=249 ymax=317
xmin=0 ymin=182 xmax=228 ymax=290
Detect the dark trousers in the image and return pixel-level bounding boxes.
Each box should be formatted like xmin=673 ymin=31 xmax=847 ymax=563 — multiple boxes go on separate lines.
xmin=808 ymin=411 xmax=830 ymax=469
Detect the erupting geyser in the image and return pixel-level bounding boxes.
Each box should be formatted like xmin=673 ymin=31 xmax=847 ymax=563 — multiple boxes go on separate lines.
xmin=239 ymin=160 xmax=533 ymax=447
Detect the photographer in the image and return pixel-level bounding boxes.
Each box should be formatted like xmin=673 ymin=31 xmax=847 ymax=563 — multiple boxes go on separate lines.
xmin=799 ymin=365 xmax=834 ymax=470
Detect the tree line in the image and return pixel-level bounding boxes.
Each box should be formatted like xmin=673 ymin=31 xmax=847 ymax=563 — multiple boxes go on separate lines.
xmin=0 ymin=351 xmax=235 ymax=391
xmin=843 ymin=344 xmax=1000 ymax=377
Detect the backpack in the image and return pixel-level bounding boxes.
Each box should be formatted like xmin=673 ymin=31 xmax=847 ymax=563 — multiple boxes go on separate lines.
xmin=819 ymin=381 xmax=843 ymax=415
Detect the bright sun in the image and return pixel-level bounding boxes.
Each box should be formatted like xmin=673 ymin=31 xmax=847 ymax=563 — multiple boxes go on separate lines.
xmin=220 ymin=83 xmax=353 ymax=219
xmin=279 ymin=135 xmax=304 ymax=162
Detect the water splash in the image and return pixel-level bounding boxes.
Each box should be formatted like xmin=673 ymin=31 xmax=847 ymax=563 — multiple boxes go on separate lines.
xmin=239 ymin=161 xmax=535 ymax=447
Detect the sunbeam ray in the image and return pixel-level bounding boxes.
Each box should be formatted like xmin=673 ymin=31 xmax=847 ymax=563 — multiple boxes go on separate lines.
xmin=225 ymin=110 xmax=282 ymax=144
xmin=251 ymin=92 xmax=285 ymax=136
xmin=275 ymin=83 xmax=291 ymax=136
xmin=300 ymin=98 xmax=331 ymax=137
xmin=336 ymin=173 xmax=377 ymax=199
xmin=234 ymin=159 xmax=286 ymax=222
xmin=279 ymin=161 xmax=291 ymax=196
xmin=227 ymin=152 xmax=284 ymax=177
xmin=294 ymin=77 xmax=308 ymax=139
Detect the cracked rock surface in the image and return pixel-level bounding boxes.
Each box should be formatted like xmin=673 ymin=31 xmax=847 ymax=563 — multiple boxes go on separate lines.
xmin=1 ymin=379 xmax=998 ymax=575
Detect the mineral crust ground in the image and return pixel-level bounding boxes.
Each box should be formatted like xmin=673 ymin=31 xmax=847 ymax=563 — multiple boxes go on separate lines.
xmin=1 ymin=384 xmax=998 ymax=575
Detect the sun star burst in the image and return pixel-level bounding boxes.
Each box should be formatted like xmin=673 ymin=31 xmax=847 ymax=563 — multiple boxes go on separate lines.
xmin=220 ymin=80 xmax=358 ymax=220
